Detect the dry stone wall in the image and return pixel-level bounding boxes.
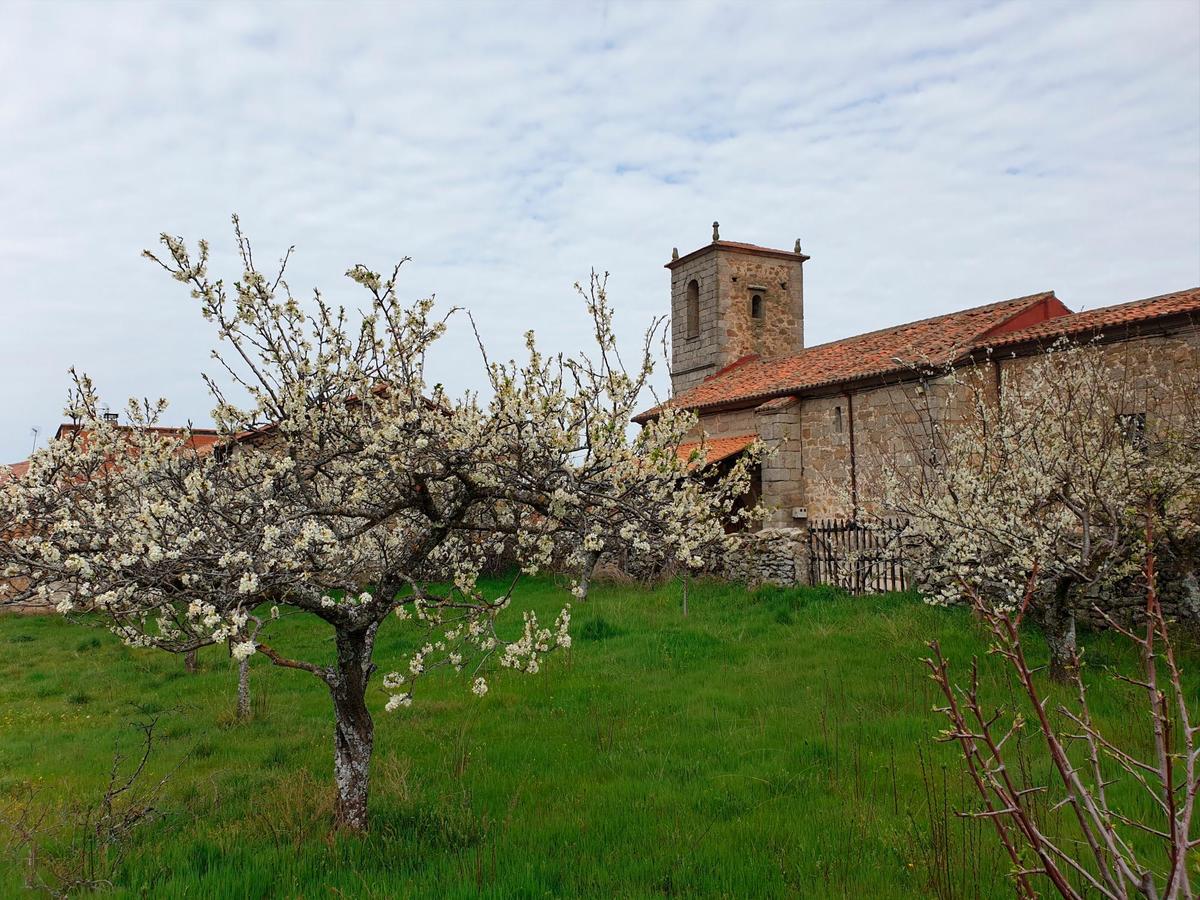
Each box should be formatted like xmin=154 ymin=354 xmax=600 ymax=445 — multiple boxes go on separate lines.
xmin=723 ymin=528 xmax=808 ymax=585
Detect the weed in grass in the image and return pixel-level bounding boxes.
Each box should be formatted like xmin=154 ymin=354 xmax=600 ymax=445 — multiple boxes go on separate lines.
xmin=753 ymin=583 xmax=825 ymax=625
xmin=66 ymin=691 xmax=92 ymax=706
xmin=8 ymin=634 xmax=35 ymax=644
xmin=74 ymin=637 xmax=102 ymax=652
xmin=191 ymin=739 xmax=217 ymax=760
xmin=579 ymin=617 xmax=622 ymax=641
xmin=262 ymin=744 xmax=293 ymax=769
xmin=250 ymin=769 xmax=334 ymax=851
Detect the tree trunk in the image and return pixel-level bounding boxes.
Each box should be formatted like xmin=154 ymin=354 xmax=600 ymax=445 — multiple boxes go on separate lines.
xmin=184 ymin=648 xmax=198 ymax=674
xmin=578 ymin=551 xmax=598 ymax=601
xmin=236 ymin=656 xmax=251 ymax=721
xmin=329 ymin=624 xmax=377 ymax=833
xmin=1043 ymin=580 xmax=1077 ymax=683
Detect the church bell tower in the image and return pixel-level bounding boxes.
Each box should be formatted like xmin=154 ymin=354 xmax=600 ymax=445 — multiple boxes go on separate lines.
xmin=667 ymin=223 xmax=808 ymax=395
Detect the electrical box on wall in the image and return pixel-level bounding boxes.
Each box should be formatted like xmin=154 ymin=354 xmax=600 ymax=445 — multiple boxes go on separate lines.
xmin=791 ymin=507 xmax=808 ymax=520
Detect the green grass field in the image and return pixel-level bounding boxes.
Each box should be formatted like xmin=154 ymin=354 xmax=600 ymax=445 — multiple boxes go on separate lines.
xmin=0 ymin=578 xmax=1194 ymax=898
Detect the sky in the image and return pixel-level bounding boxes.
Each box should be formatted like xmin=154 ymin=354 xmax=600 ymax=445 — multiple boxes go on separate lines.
xmin=1 ymin=0 xmax=1198 ymax=462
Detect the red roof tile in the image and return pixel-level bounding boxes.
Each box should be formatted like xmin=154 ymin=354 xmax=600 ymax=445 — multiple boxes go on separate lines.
xmin=53 ymin=424 xmax=222 ymax=455
xmin=1 ymin=425 xmax=222 ymax=484
xmin=0 ymin=460 xmax=29 ymax=484
xmin=981 ymin=287 xmax=1200 ymax=349
xmin=676 ymin=432 xmax=758 ymax=468
xmin=636 ymin=291 xmax=1066 ymax=421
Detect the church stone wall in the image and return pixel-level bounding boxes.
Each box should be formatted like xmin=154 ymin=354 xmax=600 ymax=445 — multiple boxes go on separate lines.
xmin=755 ymin=399 xmax=804 ymax=528
xmin=796 ymin=394 xmax=852 ymax=519
xmin=670 ymin=252 xmax=722 ymax=393
xmin=686 ymin=408 xmax=759 ymax=442
xmin=716 ymin=251 xmax=804 ymax=364
xmin=997 ymin=327 xmax=1200 ymax=430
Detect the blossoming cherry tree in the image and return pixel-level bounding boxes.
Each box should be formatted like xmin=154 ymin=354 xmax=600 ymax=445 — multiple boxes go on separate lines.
xmin=0 ymin=219 xmax=759 ymax=832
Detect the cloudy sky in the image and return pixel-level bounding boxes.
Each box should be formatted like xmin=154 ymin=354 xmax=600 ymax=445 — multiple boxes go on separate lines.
xmin=1 ymin=0 xmax=1197 ymax=462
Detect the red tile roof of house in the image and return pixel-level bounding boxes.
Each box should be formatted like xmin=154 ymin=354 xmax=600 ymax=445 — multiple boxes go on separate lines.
xmin=0 ymin=460 xmax=29 ymax=484
xmin=53 ymin=424 xmax=222 ymax=454
xmin=675 ymin=432 xmax=758 ymax=468
xmin=635 ymin=291 xmax=1069 ymax=422
xmin=1 ymin=425 xmax=222 ymax=484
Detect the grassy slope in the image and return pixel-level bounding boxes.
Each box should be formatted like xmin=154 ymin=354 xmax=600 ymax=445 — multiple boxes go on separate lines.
xmin=0 ymin=578 xmax=1192 ymax=898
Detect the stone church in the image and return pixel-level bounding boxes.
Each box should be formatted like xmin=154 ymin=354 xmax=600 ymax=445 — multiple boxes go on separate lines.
xmin=633 ymin=227 xmax=1200 ymax=584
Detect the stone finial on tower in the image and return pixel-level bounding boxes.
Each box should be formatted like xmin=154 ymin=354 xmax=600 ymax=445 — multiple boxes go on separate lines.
xmin=671 ymin=247 xmax=679 ymax=261
xmin=794 ymin=238 xmax=802 ymax=254
xmin=712 ymin=221 xmax=720 ymax=242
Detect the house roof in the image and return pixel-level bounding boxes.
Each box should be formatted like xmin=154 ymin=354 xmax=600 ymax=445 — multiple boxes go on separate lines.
xmin=53 ymin=423 xmax=223 ymax=455
xmin=635 ymin=290 xmax=1069 ymax=422
xmin=0 ymin=460 xmax=29 ymax=485
xmin=1 ymin=425 xmax=222 ymax=484
xmin=675 ymin=432 xmax=758 ymax=468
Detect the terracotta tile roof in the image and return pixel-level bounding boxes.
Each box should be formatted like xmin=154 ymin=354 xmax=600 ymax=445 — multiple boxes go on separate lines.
xmin=1 ymin=425 xmax=222 ymax=484
xmin=0 ymin=460 xmax=29 ymax=484
xmin=676 ymin=432 xmax=758 ymax=468
xmin=981 ymin=287 xmax=1200 ymax=350
xmin=636 ymin=291 xmax=1066 ymax=421
xmin=754 ymin=395 xmax=799 ymax=412
xmin=53 ymin=424 xmax=223 ymax=455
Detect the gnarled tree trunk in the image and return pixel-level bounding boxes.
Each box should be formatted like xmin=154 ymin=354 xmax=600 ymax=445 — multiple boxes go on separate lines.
xmin=1043 ymin=579 xmax=1077 ymax=683
xmin=328 ymin=623 xmax=377 ymax=833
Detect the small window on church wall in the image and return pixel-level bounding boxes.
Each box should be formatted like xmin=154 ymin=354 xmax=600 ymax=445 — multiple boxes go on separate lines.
xmin=686 ymin=279 xmax=700 ymax=339
xmin=750 ymin=294 xmax=764 ymax=320
xmin=834 ymin=405 xmax=843 ymax=433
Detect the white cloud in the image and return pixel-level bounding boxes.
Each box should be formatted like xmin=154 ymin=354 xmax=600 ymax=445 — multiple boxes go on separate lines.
xmin=0 ymin=0 xmax=1197 ymax=460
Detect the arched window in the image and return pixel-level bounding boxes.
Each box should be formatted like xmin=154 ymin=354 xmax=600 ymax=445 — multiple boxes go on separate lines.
xmin=750 ymin=294 xmax=764 ymax=320
xmin=686 ymin=279 xmax=700 ymax=339
xmin=834 ymin=405 xmax=843 ymax=434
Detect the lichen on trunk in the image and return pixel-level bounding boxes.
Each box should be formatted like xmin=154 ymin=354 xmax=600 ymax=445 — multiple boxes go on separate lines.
xmin=1042 ymin=579 xmax=1077 ymax=683
xmin=328 ymin=623 xmax=378 ymax=833
xmin=236 ymin=656 xmax=251 ymax=721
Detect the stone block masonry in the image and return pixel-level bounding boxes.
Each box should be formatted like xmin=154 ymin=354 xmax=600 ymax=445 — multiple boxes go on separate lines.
xmin=668 ymin=239 xmax=807 ymax=395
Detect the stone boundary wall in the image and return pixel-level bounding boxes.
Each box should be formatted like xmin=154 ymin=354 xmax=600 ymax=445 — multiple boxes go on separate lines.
xmin=723 ymin=527 xmax=808 ymax=586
